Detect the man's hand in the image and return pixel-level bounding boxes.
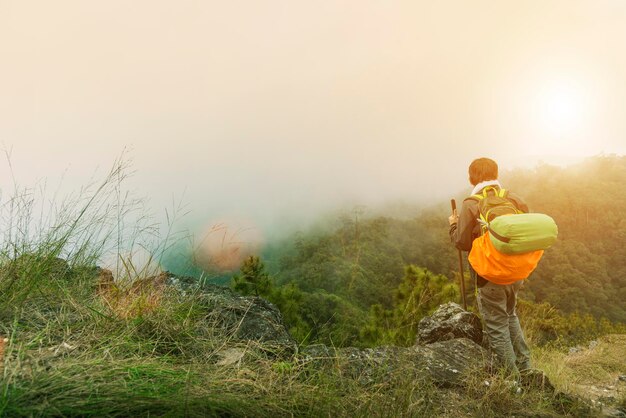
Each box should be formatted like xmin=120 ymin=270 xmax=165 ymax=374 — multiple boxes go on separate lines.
xmin=448 ymin=209 xmax=459 ymax=226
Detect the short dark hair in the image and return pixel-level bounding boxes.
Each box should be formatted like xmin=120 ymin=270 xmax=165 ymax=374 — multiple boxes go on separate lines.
xmin=468 ymin=158 xmax=498 ymax=186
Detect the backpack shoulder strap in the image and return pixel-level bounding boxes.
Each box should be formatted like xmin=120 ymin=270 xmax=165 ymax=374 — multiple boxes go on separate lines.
xmin=466 ymin=187 xmax=510 ymax=233
xmin=465 ymin=185 xmax=504 ymax=202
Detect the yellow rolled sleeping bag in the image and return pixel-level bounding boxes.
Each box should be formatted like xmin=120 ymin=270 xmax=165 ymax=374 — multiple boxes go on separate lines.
xmin=488 ymin=213 xmax=558 ymax=254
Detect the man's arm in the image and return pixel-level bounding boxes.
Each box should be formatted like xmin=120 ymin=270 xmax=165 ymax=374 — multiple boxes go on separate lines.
xmin=449 ymin=199 xmax=477 ymax=252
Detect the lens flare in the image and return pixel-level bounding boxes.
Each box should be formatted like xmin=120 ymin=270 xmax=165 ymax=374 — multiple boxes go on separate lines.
xmin=193 ymin=218 xmax=263 ymax=273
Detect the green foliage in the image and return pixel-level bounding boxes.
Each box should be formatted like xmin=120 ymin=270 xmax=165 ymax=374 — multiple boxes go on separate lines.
xmin=517 ymin=299 xmax=626 ymax=348
xmin=361 ymin=265 xmax=458 ymax=346
xmin=275 ymin=212 xmax=456 ymax=309
xmin=391 ymin=266 xmax=458 ymax=345
xmin=229 ymin=256 xmax=309 ymax=344
xmin=230 ymin=255 xmax=272 ymax=297
xmin=295 ymin=290 xmax=366 ymax=347
xmin=267 ymin=210 xmax=460 ymax=347
xmin=0 ymin=251 xmax=602 ymax=418
xmin=268 ymin=282 xmax=308 ymax=341
xmin=503 ymin=156 xmax=626 ymax=322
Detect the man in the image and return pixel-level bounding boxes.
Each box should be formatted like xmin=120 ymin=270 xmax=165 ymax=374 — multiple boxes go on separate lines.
xmin=448 ymin=157 xmax=532 ymax=377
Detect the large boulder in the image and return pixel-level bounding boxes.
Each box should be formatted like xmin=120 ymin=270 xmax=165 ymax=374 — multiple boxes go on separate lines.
xmin=163 ymin=272 xmax=297 ymax=353
xmin=300 ymin=338 xmax=488 ymax=387
xmin=206 ymin=289 xmax=296 ymax=349
xmin=417 ymin=302 xmax=483 ymax=345
xmin=416 ymin=338 xmax=488 ymax=385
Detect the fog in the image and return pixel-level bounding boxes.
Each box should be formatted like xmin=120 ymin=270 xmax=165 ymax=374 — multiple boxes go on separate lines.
xmin=1 ymin=0 xmax=626 ymax=238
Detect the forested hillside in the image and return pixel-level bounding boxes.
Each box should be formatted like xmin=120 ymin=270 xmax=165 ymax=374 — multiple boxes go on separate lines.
xmin=503 ymin=156 xmax=626 ymax=322
xmin=254 ymin=156 xmax=626 ymax=346
xmin=264 ymin=213 xmax=459 ymax=346
xmin=163 ymin=156 xmax=626 ymax=347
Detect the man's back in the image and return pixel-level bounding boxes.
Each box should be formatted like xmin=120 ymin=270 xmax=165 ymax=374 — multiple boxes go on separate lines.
xmin=450 ymin=185 xmax=528 ymax=252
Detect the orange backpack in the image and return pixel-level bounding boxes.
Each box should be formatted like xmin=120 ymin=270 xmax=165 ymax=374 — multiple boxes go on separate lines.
xmin=468 ymin=232 xmax=543 ymax=284
xmin=467 ymin=187 xmax=543 ymax=284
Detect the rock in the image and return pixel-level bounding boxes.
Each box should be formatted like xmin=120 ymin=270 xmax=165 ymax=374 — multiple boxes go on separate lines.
xmin=210 ymin=294 xmax=296 ymax=352
xmin=335 ymin=345 xmax=408 ymax=384
xmin=164 ymin=272 xmax=297 ymax=354
xmin=569 ymin=346 xmax=583 ymax=355
xmin=305 ymin=338 xmax=489 ymax=387
xmin=215 ymin=347 xmax=246 ymax=366
xmin=300 ymin=344 xmax=336 ymax=359
xmin=416 ymin=338 xmax=488 ymax=386
xmin=45 ymin=257 xmax=71 ymax=279
xmin=298 ymin=344 xmax=337 ymax=368
xmin=417 ymin=302 xmax=483 ymax=345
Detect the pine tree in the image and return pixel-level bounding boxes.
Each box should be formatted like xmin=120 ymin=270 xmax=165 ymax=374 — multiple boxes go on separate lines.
xmin=231 ymin=255 xmax=272 ymax=297
xmin=391 ymin=265 xmax=458 ymax=345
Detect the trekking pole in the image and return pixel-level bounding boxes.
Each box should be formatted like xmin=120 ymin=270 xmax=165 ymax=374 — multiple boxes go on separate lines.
xmin=451 ymin=199 xmax=468 ymax=310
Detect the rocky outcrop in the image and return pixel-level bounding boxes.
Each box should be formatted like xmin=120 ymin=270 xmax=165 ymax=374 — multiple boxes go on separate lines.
xmin=300 ymin=304 xmax=490 ymax=387
xmin=197 ymin=285 xmax=297 ymax=352
xmin=97 ymin=270 xmax=297 ymax=354
xmin=301 ymin=338 xmax=487 ymax=387
xmin=95 ymin=271 xmax=496 ymax=387
xmin=416 ymin=302 xmax=483 ymax=345
xmin=160 ymin=273 xmax=296 ymax=351
xmin=149 ymin=276 xmax=489 ymax=385
xmin=416 ymin=338 xmax=488 ymax=385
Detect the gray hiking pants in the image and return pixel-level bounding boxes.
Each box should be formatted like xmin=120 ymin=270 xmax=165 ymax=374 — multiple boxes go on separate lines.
xmin=477 ymin=280 xmax=531 ymax=375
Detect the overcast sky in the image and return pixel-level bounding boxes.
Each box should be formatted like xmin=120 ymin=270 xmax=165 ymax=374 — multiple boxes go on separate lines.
xmin=1 ymin=0 xmax=625 ymax=236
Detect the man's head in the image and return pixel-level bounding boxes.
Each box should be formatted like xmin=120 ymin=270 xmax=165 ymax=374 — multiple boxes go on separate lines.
xmin=468 ymin=158 xmax=498 ymax=186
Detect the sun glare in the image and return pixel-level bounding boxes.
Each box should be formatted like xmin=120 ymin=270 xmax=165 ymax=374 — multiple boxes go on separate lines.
xmin=537 ymin=82 xmax=584 ymax=135
xmin=526 ymin=77 xmax=593 ymax=156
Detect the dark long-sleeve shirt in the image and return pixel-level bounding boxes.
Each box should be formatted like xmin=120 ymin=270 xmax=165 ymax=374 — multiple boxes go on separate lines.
xmin=449 ymin=187 xmax=528 ymax=252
